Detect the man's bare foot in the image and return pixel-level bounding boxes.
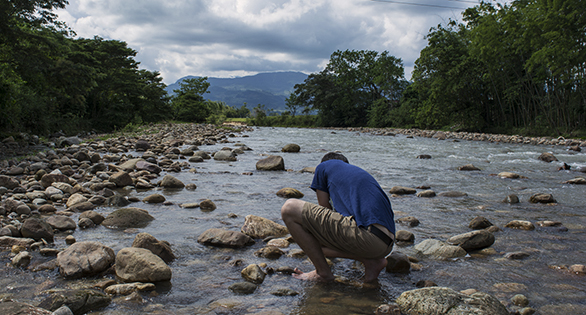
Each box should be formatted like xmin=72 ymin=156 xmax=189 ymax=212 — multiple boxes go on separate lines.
xmin=292 ymin=268 xmax=335 ymax=282
xmin=362 ymin=258 xmax=387 ymax=283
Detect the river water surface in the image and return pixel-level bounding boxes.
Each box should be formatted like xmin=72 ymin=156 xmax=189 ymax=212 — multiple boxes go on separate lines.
xmin=2 ymin=127 xmax=586 ymax=314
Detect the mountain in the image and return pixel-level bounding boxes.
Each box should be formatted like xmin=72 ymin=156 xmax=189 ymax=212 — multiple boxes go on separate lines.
xmin=166 ymin=71 xmax=309 ymax=111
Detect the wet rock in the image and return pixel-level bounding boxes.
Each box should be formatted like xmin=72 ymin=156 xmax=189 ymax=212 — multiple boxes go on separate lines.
xmin=376 ymin=303 xmax=402 ymax=315
xmin=569 ymin=264 xmax=586 ymax=275
xmin=254 ymin=246 xmax=285 ymax=259
xmin=503 ymin=194 xmax=520 ymax=204
xmin=270 ymin=287 xmax=299 ymax=296
xmin=40 ymin=248 xmax=60 ymax=256
xmin=469 ymin=216 xmax=493 ymax=230
xmin=529 ymin=193 xmax=556 ymax=204
xmin=0 ymin=301 xmax=52 ymax=315
xmin=159 ymin=174 xmax=185 ymax=189
xmin=438 ymin=191 xmax=468 ymax=197
xmin=417 ymin=154 xmax=432 ymax=159
xmin=198 ymin=228 xmax=255 ymax=248
xmin=241 ymin=264 xmax=266 ymax=284
xmin=66 ymin=193 xmax=88 ymax=208
xmin=504 ymin=251 xmax=530 ymax=260
xmin=38 ymin=204 xmax=57 ymax=213
xmin=256 ymin=155 xmax=285 ymax=171
xmin=396 ymin=216 xmax=420 ymax=227
xmin=188 ymin=156 xmax=204 ymax=163
xmin=21 ymin=217 xmax=54 ymax=242
xmin=241 ymin=215 xmax=288 ymax=239
xmin=447 ymin=230 xmax=495 ymax=252
xmin=37 ymin=289 xmax=111 ymax=314
xmin=136 ymin=160 xmax=161 ymax=174
xmin=104 ymin=282 xmax=155 ymax=295
xmin=389 ymin=186 xmax=417 ymax=195
xmin=276 ymin=187 xmax=304 ymax=199
xmin=498 ymin=171 xmax=522 ymax=179
xmin=538 ymin=152 xmax=558 ymax=163
xmin=536 ymin=220 xmax=562 ymax=227
xmin=395 ymin=230 xmax=415 ymax=244
xmin=12 ymin=250 xmax=32 ymax=268
xmin=396 ymin=287 xmax=508 ymax=315
xmin=267 ymin=238 xmax=290 ymax=248
xmin=385 ymin=252 xmax=411 ymax=273
xmin=79 ymin=210 xmax=105 ymax=225
xmin=563 ymin=177 xmax=586 ymax=185
xmin=116 ymin=247 xmax=172 ymax=282
xmin=57 ymin=241 xmax=115 ymax=279
xmin=106 ymin=195 xmax=130 ymax=207
xmin=199 ymin=199 xmax=216 ymax=211
xmin=101 ymin=207 xmax=154 ymax=229
xmin=414 ymin=239 xmax=467 ymax=259
xmin=458 ymin=164 xmax=480 ymax=171
xmin=0 ymin=236 xmax=35 ymax=248
xmin=46 ymin=215 xmax=77 ymax=231
xmin=281 ymin=143 xmax=300 ymax=152
xmin=417 ymin=190 xmax=436 ymax=198
xmin=301 ymin=166 xmax=316 ymax=173
xmin=109 ymin=171 xmax=133 ymax=187
xmin=213 ymin=149 xmax=237 ymax=161
xmin=505 ymin=220 xmax=535 ymax=230
xmin=143 ymin=193 xmax=166 ymax=203
xmin=229 ymin=282 xmax=257 ymax=294
xmin=132 ymin=232 xmax=175 ymax=263
xmin=511 ymin=294 xmax=530 ymax=307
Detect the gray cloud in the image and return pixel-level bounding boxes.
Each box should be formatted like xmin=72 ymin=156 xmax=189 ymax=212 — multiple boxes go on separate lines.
xmin=58 ymin=0 xmax=506 ymax=84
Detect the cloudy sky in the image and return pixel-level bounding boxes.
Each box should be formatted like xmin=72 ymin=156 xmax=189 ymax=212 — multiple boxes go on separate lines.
xmin=57 ymin=0 xmax=506 ymax=84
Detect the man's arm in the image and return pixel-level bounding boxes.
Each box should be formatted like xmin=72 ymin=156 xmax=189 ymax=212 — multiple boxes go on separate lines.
xmin=315 ymin=189 xmax=332 ymax=209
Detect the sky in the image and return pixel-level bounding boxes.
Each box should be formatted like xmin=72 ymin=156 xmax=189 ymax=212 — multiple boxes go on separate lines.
xmin=56 ymin=0 xmax=508 ymax=84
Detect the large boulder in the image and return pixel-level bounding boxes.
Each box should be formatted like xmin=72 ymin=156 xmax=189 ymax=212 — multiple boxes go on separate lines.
xmin=256 ymin=155 xmax=285 ymax=171
xmin=115 ymin=247 xmax=172 ymax=282
xmin=132 ymin=232 xmax=176 ymax=263
xmin=37 ymin=289 xmax=111 ymax=315
xmin=447 ymin=230 xmax=495 ymax=252
xmin=396 ymin=287 xmax=508 ymax=315
xmin=414 ymin=239 xmax=467 ymax=259
xmin=241 ymin=215 xmax=289 ymax=239
xmin=20 ymin=218 xmax=54 ymax=242
xmin=198 ymin=228 xmax=255 ymax=248
xmin=57 ymin=241 xmax=115 ymax=279
xmin=101 ymin=208 xmax=154 ymax=229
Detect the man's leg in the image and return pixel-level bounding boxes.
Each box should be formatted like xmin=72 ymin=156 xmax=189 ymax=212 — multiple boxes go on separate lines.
xmin=321 ymin=248 xmax=387 ymax=283
xmin=281 ymin=199 xmax=335 ymax=281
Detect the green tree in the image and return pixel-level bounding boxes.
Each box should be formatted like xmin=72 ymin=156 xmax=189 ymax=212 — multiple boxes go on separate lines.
xmin=171 ymin=77 xmax=211 ymax=122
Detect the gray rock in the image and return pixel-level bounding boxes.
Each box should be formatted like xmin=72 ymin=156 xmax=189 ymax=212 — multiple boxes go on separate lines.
xmin=504 ymin=251 xmax=530 ymax=260
xmin=115 ymin=247 xmax=172 ymax=282
xmin=132 ymin=232 xmax=176 ymax=263
xmin=109 ymin=171 xmax=133 ymax=187
xmin=46 ymin=215 xmax=77 ymax=231
xmin=468 ymin=216 xmax=493 ymax=230
xmin=241 ymin=215 xmax=288 ymax=239
xmin=417 ymin=190 xmax=436 ymax=198
xmin=136 ymin=160 xmax=161 ymax=174
xmin=143 ymin=193 xmax=166 ymax=203
xmin=396 ymin=287 xmax=508 ymax=315
xmin=37 ymin=289 xmax=111 ymax=314
xmin=503 ymin=194 xmax=520 ymax=204
xmin=385 ymin=252 xmax=411 ymax=273
xmin=198 ymin=228 xmax=255 ymax=248
xmin=21 ymin=217 xmax=54 ymax=242
xmin=395 ymin=230 xmax=415 ymax=244
xmin=256 ymin=155 xmax=285 ymax=171
xmin=447 ymin=230 xmax=495 ymax=252
xmin=538 ymin=152 xmax=557 ymax=163
xmin=389 ymin=186 xmax=417 ymax=195
xmin=101 ymin=207 xmax=154 ymax=229
xmin=529 ymin=193 xmax=556 ymax=204
xmin=281 ymin=143 xmax=300 ymax=152
xmin=458 ymin=164 xmax=480 ymax=171
xmin=229 ymin=282 xmax=257 ymax=294
xmin=396 ymin=216 xmax=420 ymax=227
xmin=213 ymin=149 xmax=237 ymax=161
xmin=0 ymin=175 xmax=20 ymax=189
xmin=159 ymin=174 xmax=185 ymax=189
xmin=414 ymin=239 xmax=467 ymax=259
xmin=0 ymin=236 xmax=35 ymax=248
xmin=57 ymin=241 xmax=115 ymax=279
xmin=0 ymin=301 xmax=52 ymax=315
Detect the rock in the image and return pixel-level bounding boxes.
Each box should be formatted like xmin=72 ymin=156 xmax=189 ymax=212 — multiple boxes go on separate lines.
xmin=65 ymin=235 xmax=76 ymax=245
xmin=414 ymin=239 xmax=467 ymax=259
xmin=199 ymin=199 xmax=216 ymax=211
xmin=119 ymin=158 xmax=143 ymax=171
xmin=389 ymin=186 xmax=417 ymax=195
xmin=37 ymin=289 xmax=111 ymax=314
xmin=267 ymin=238 xmax=290 ymax=248
xmin=511 ymin=294 xmax=530 ymax=307
xmin=135 ymin=140 xmax=151 ymax=151
xmin=197 ymin=228 xmax=255 ymax=248
xmin=281 ymin=143 xmax=300 ymax=152
xmin=503 ymin=194 xmax=520 ymax=204
xmin=301 ymin=166 xmax=316 ymax=173
xmin=241 ymin=215 xmax=288 ymax=238
xmin=270 ymin=287 xmax=299 ymax=296
xmin=40 ymin=173 xmax=71 ymax=188
xmin=66 ymin=193 xmax=88 ymax=208
xmin=505 ymin=220 xmax=535 ymax=231
xmin=0 ymin=301 xmax=53 ymax=315
xmin=417 ymin=154 xmax=432 ymax=159
xmin=569 ymin=264 xmax=586 ymax=275
xmin=159 ymin=174 xmax=185 ymax=189
xmin=563 ymin=177 xmax=586 ymax=185
xmin=376 ymin=303 xmax=402 ymax=315
xmin=0 ymin=236 xmax=35 ymax=248
xmin=498 ymin=171 xmax=521 ymax=179
xmin=79 ymin=210 xmax=105 ymax=225
xmin=538 ymin=152 xmax=558 ymax=162
xmin=132 ymin=232 xmax=175 ymax=263
xmin=115 ymin=247 xmax=172 ymax=282
xmin=395 ymin=230 xmax=415 ymax=244
xmin=136 ymin=160 xmax=161 ymax=174
xmin=432 ymin=131 xmax=446 ymax=140
xmin=254 ymin=246 xmax=285 ymax=259
xmin=416 ymin=280 xmax=438 ymax=288
xmin=101 ymin=207 xmax=154 ymax=229
xmin=213 ymin=150 xmax=237 ymax=161
xmin=188 ymin=156 xmax=204 ymax=163
xmin=0 ymin=175 xmax=21 ymax=189
xmin=437 ymin=191 xmax=468 ymax=197
xmin=529 ymin=193 xmax=556 ymax=204
xmin=469 ymin=216 xmax=493 ymax=230
xmin=396 ymin=216 xmax=420 ymax=227
xmin=504 ymin=251 xmax=530 ymax=260
xmin=458 ymin=164 xmax=480 ymax=171
xmin=21 ymin=217 xmax=54 ymax=242
xmin=385 ymin=252 xmax=411 ymax=273
xmin=15 ymin=204 xmax=31 ymax=215
xmin=52 ymin=182 xmax=74 ymax=193
xmin=46 ymin=215 xmax=77 ymax=231
xmin=417 ymin=190 xmax=436 ymax=198
xmin=536 ymin=220 xmax=562 ymax=227
xmin=276 ymin=187 xmax=304 ymax=198
xmin=447 ymin=230 xmax=495 ymax=251
xmin=38 ymin=204 xmax=57 ymax=213
xmin=229 ymin=282 xmax=257 ymax=294
xmin=106 ymin=195 xmax=130 ymax=207
xmin=104 ymin=282 xmax=156 ymax=295
xmin=12 ymin=250 xmax=32 ymax=268
xmin=109 ymin=171 xmax=133 ymax=187
xmin=396 ymin=287 xmax=508 ymax=315
xmin=256 ymin=155 xmax=285 ymax=171
xmin=241 ymin=264 xmax=266 ymax=284
xmin=143 ymin=193 xmax=166 ymax=203
xmin=57 ymin=241 xmax=115 ymax=279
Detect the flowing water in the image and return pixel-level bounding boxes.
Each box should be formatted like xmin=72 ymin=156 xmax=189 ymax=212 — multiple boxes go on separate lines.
xmin=2 ymin=127 xmax=586 ymax=314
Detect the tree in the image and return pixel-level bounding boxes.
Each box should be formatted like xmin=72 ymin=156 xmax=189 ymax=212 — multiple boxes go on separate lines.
xmin=171 ymin=77 xmax=211 ymax=122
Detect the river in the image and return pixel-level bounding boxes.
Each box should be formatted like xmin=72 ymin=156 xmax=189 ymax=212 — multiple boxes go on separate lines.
xmin=2 ymin=126 xmax=586 ymax=314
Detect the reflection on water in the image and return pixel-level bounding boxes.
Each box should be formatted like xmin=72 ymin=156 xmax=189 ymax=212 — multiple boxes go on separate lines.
xmin=2 ymin=127 xmax=586 ymax=314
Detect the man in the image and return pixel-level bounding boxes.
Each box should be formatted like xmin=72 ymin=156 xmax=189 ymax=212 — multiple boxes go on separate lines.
xmin=281 ymin=152 xmax=395 ymax=282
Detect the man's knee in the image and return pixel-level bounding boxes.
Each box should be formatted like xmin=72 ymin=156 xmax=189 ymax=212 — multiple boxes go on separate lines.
xmin=281 ymin=199 xmax=304 ymax=220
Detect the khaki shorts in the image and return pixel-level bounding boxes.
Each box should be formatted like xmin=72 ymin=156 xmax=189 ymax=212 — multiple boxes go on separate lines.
xmin=301 ymin=202 xmax=394 ymax=259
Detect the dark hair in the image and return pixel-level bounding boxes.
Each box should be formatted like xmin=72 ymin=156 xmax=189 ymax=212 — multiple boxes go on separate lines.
xmin=321 ymin=152 xmax=349 ymax=163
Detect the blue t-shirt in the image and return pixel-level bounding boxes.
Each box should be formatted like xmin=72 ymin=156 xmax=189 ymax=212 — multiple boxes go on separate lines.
xmin=310 ymin=159 xmax=395 ymax=235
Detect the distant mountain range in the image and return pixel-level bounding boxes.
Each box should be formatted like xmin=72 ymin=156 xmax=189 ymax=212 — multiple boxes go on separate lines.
xmin=166 ymin=71 xmax=309 ymax=112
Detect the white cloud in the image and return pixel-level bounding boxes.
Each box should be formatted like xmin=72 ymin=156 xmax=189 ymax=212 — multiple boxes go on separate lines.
xmin=57 ymin=0 xmax=497 ymax=84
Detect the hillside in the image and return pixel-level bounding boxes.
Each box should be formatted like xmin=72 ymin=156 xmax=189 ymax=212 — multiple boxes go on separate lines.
xmin=166 ymin=71 xmax=308 ymax=112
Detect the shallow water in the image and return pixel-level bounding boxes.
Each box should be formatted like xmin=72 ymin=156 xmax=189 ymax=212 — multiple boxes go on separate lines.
xmin=2 ymin=127 xmax=586 ymax=314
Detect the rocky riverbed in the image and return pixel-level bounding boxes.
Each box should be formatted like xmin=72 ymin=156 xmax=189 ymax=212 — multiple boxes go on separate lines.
xmin=1 ymin=124 xmax=585 ymax=315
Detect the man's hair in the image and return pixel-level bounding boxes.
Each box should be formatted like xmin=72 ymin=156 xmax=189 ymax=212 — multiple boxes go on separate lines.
xmin=321 ymin=152 xmax=349 ymax=163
